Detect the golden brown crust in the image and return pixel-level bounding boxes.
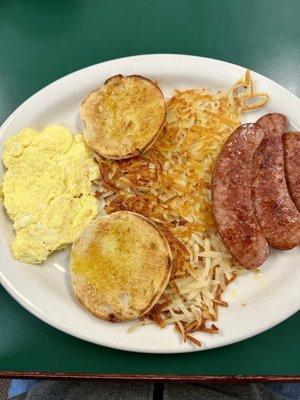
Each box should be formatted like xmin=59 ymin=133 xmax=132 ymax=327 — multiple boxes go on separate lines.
xmin=129 ymin=212 xmax=172 ymax=316
xmin=70 ymin=211 xmax=172 ymax=322
xmin=81 ymin=75 xmax=166 ymax=159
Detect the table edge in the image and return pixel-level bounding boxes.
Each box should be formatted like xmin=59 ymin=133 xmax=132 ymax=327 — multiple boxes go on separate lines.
xmin=0 ymin=372 xmax=299 ymax=382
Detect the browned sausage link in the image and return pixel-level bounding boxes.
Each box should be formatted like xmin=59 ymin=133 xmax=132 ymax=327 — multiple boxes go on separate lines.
xmin=252 ymin=114 xmax=300 ymax=250
xmin=283 ymin=132 xmax=300 ymax=211
xmin=212 ymin=123 xmax=269 ymax=269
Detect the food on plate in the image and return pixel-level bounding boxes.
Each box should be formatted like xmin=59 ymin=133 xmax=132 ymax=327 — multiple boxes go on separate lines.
xmin=0 ymin=69 xmax=273 ymax=347
xmin=81 ymin=75 xmax=166 ymax=160
xmin=231 ymin=70 xmax=269 ymax=111
xmin=212 ymin=124 xmax=268 ymax=269
xmin=283 ymin=132 xmax=300 ymax=211
xmin=1 ymin=126 xmax=99 ymax=263
xmin=213 ymin=112 xmax=300 ymax=262
xmin=70 ymin=211 xmax=172 ymax=322
xmin=252 ymin=114 xmax=300 ymax=250
xmin=95 ymin=71 xmax=268 ymax=345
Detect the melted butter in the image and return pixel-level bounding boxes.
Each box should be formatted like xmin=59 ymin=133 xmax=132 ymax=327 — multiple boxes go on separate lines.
xmin=71 ymin=216 xmax=166 ymax=294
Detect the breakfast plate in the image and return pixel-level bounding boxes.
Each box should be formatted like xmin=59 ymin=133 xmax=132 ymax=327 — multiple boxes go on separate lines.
xmin=0 ymin=54 xmax=300 ymax=353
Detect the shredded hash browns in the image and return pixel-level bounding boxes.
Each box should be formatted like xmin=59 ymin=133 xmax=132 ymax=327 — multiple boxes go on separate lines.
xmin=94 ymin=71 xmax=268 ymax=346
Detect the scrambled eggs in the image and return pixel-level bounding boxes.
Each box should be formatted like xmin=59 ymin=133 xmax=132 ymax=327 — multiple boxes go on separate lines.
xmin=2 ymin=125 xmax=99 ymax=263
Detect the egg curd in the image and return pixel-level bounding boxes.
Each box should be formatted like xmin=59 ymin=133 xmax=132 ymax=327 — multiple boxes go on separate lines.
xmin=1 ymin=125 xmax=99 ymax=264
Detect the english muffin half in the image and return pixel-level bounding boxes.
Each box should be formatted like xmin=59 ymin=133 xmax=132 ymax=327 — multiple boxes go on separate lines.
xmin=70 ymin=211 xmax=172 ymax=322
xmin=81 ymin=75 xmax=166 ymax=159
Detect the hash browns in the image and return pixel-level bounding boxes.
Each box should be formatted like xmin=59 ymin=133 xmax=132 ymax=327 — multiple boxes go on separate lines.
xmin=94 ymin=71 xmax=268 ymax=345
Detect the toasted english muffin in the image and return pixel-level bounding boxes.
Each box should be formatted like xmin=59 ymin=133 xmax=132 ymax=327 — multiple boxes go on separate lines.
xmin=80 ymin=75 xmax=166 ymax=159
xmin=70 ymin=211 xmax=172 ymax=322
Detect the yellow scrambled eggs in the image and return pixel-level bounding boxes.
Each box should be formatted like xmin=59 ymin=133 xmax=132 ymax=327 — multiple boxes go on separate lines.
xmin=2 ymin=125 xmax=99 ymax=263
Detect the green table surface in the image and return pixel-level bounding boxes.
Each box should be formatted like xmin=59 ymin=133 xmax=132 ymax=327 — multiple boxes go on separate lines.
xmin=0 ymin=0 xmax=300 ymax=377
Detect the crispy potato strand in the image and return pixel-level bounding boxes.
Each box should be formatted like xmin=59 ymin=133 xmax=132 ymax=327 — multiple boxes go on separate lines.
xmin=95 ymin=71 xmax=267 ymax=346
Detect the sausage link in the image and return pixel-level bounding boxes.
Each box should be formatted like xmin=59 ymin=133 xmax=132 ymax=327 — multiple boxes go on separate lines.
xmin=212 ymin=123 xmax=269 ymax=269
xmin=283 ymin=132 xmax=300 ymax=211
xmin=252 ymin=114 xmax=300 ymax=250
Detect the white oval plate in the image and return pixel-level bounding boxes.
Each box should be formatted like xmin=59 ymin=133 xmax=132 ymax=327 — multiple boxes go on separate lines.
xmin=0 ymin=54 xmax=299 ymax=354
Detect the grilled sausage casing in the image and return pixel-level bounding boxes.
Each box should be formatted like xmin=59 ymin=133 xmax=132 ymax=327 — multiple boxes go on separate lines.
xmin=252 ymin=114 xmax=300 ymax=250
xmin=283 ymin=132 xmax=300 ymax=211
xmin=212 ymin=123 xmax=269 ymax=269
